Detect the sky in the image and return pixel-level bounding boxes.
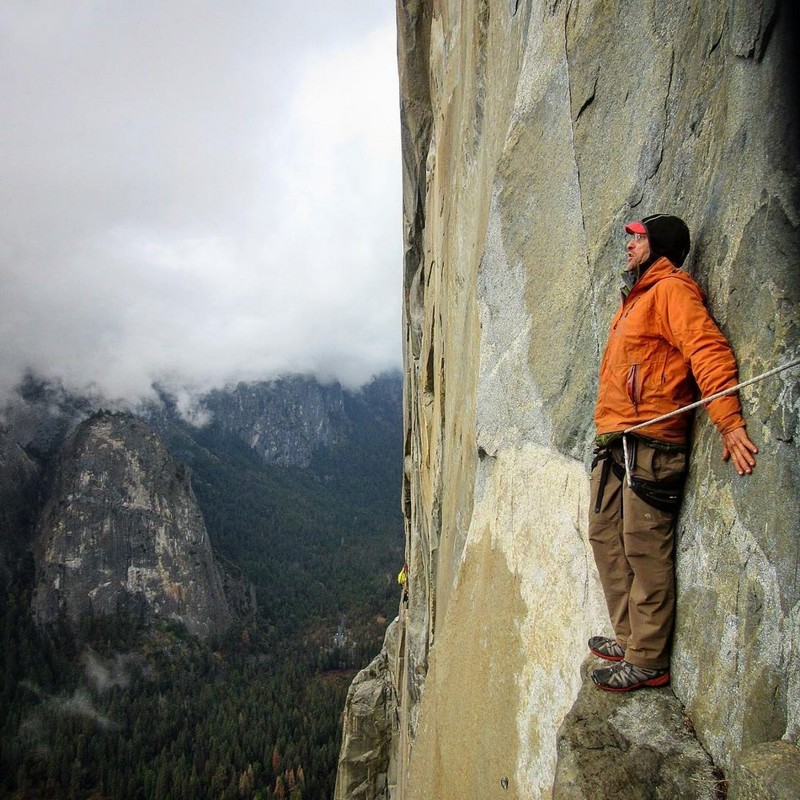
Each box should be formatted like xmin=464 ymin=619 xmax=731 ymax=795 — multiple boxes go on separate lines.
xmin=0 ymin=1 xmax=402 ymax=405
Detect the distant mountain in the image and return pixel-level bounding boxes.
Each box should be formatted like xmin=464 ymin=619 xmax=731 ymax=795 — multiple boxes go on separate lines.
xmin=149 ymin=371 xmax=405 ymax=644
xmin=32 ymin=411 xmax=233 ymax=637
xmin=199 ymin=376 xmax=349 ymax=468
xmin=152 ymin=372 xmax=403 ymax=469
xmin=0 ymin=371 xmax=404 ymax=642
xmin=0 ymin=371 xmax=403 ymax=799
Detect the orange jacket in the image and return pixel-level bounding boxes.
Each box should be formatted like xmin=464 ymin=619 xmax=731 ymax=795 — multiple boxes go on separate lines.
xmin=594 ymin=257 xmax=745 ymax=444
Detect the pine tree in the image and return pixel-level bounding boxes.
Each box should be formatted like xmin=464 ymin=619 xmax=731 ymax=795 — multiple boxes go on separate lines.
xmin=271 ymin=745 xmax=282 ymax=775
xmin=238 ymin=763 xmax=255 ymax=797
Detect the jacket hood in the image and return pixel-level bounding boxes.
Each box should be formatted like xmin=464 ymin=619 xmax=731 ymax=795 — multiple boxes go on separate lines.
xmin=641 ymin=214 xmax=691 ymax=267
xmin=631 ymin=256 xmax=705 ymax=301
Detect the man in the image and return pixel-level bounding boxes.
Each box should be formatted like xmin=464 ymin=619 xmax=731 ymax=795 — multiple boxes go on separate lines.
xmin=588 ymin=213 xmax=758 ymax=692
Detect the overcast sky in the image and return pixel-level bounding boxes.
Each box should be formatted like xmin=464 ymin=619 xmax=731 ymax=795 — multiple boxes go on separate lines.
xmin=0 ymin=1 xmax=402 ymax=405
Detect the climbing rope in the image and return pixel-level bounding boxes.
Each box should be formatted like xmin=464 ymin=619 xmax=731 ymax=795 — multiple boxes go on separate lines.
xmin=621 ymin=355 xmax=800 ymax=487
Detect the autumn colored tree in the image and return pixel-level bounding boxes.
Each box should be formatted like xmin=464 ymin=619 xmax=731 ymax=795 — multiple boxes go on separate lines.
xmin=271 ymin=745 xmax=282 ymax=775
xmin=238 ymin=764 xmax=255 ymax=796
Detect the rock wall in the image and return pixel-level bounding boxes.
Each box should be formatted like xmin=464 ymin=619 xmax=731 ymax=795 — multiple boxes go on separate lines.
xmin=32 ymin=412 xmax=232 ymax=637
xmin=373 ymin=1 xmax=800 ymax=798
xmin=200 ymin=376 xmax=350 ymax=468
xmin=334 ymin=619 xmax=402 ymax=800
xmin=178 ymin=372 xmax=403 ymax=469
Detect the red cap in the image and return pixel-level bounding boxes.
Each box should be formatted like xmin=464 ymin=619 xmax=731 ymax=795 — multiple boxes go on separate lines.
xmin=625 ymin=221 xmax=647 ymax=235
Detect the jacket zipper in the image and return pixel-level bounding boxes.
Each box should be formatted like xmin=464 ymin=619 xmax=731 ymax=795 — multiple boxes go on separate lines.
xmin=627 ymin=364 xmax=640 ymax=410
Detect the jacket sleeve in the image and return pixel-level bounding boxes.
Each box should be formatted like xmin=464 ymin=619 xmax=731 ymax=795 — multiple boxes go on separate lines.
xmin=654 ymin=278 xmax=746 ymax=434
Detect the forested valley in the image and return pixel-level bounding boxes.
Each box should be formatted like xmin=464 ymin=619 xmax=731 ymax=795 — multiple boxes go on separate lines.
xmin=0 ymin=375 xmax=404 ymax=799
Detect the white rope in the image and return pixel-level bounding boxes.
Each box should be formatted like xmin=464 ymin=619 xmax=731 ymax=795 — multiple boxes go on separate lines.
xmin=620 ymin=355 xmax=800 ymax=487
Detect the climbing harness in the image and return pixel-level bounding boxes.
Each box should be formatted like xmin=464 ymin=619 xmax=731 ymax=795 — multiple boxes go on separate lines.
xmin=592 ymin=438 xmax=686 ymax=514
xmin=619 ymin=356 xmax=800 ymax=488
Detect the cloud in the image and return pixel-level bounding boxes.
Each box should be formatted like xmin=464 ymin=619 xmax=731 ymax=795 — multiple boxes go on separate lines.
xmin=0 ymin=1 xmax=402 ymax=404
xmin=17 ymin=648 xmax=152 ymax=751
xmin=82 ymin=648 xmax=148 ymax=693
xmin=59 ymin=688 xmax=119 ymax=730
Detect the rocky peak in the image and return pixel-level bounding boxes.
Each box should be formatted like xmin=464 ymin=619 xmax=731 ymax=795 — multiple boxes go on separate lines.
xmin=32 ymin=411 xmax=232 ymax=638
xmin=189 ymin=376 xmax=349 ymax=468
xmin=157 ymin=372 xmax=403 ymax=469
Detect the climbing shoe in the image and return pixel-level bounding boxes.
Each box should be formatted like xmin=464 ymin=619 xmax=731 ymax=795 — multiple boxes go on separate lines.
xmin=588 ymin=636 xmax=625 ymax=662
xmin=591 ymin=660 xmax=670 ymax=692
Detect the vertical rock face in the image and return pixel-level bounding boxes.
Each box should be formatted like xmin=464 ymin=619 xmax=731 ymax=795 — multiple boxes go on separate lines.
xmin=32 ymin=412 xmax=232 ymax=638
xmin=201 ymin=376 xmax=349 ymax=468
xmin=356 ymin=1 xmax=800 ymax=799
xmin=334 ymin=620 xmax=401 ymax=800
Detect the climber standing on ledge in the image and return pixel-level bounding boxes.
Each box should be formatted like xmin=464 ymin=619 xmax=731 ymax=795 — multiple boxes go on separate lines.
xmin=587 ymin=213 xmax=758 ymax=692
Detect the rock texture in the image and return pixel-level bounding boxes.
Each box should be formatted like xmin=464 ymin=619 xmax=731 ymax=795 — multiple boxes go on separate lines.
xmin=554 ymin=658 xmax=719 ymax=800
xmin=162 ymin=372 xmax=403 ymax=470
xmin=0 ymin=378 xmax=91 ymax=588
xmin=32 ymin=412 xmax=232 ymax=637
xmin=337 ymin=1 xmax=800 ymax=798
xmin=728 ymin=740 xmax=800 ymax=800
xmin=199 ymin=376 xmax=350 ymax=468
xmin=334 ymin=619 xmax=401 ymax=800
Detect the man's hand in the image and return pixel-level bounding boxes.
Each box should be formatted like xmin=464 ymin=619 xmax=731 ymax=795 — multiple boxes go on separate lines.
xmin=722 ymin=427 xmax=758 ymax=475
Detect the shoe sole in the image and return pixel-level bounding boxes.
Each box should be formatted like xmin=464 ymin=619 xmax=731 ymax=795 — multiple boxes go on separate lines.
xmin=593 ymin=672 xmax=671 ymax=692
xmin=589 ymin=646 xmax=624 ymax=662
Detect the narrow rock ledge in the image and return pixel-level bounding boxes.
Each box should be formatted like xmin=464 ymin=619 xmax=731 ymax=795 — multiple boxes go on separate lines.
xmin=553 ymin=657 xmax=720 ymax=799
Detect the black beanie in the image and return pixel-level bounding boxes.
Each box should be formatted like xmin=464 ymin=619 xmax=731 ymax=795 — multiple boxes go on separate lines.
xmin=642 ymin=214 xmax=691 ymax=267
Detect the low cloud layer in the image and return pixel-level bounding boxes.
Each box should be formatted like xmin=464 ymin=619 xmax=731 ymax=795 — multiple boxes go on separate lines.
xmin=0 ymin=1 xmax=402 ymax=404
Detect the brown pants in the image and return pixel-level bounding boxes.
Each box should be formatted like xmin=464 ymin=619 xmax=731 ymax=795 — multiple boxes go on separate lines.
xmin=588 ymin=440 xmax=686 ymax=670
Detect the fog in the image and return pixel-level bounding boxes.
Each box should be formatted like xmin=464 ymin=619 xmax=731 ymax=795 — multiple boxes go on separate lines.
xmin=0 ymin=1 xmax=402 ymax=404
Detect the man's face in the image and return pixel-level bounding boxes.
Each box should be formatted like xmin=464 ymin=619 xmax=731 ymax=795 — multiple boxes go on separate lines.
xmin=626 ymin=233 xmax=651 ymax=271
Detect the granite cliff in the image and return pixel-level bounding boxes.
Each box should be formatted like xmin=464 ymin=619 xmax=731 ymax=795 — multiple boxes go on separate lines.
xmin=31 ymin=412 xmax=233 ymax=637
xmin=154 ymin=372 xmax=403 ymax=469
xmin=2 ymin=373 xmax=401 ymax=641
xmin=197 ymin=376 xmax=350 ymax=468
xmin=336 ymin=1 xmax=800 ymax=798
